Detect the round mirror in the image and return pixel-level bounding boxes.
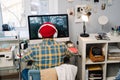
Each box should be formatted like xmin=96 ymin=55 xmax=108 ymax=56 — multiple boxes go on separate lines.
xmin=98 ymin=15 xmax=108 ymax=25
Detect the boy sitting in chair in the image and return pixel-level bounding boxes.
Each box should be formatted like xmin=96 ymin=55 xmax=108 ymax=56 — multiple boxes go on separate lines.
xmin=21 ymin=22 xmax=68 ymax=80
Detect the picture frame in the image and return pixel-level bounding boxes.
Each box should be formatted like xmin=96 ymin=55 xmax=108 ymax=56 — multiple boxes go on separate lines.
xmin=74 ymin=4 xmax=87 ymax=22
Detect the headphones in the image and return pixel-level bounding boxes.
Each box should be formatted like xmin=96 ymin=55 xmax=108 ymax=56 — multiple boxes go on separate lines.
xmin=38 ymin=23 xmax=58 ymax=38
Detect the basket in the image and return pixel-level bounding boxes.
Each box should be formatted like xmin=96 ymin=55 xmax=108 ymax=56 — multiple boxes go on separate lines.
xmin=89 ymin=46 xmax=105 ymax=62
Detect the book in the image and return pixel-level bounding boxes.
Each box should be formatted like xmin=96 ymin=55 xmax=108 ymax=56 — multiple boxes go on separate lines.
xmin=95 ymin=35 xmax=110 ymax=40
xmin=89 ymin=77 xmax=102 ymax=80
xmin=87 ymin=65 xmax=103 ymax=80
xmin=108 ymin=56 xmax=120 ymax=60
xmin=89 ymin=70 xmax=103 ymax=77
xmin=108 ymin=46 xmax=120 ymax=53
xmin=87 ymin=65 xmax=102 ymax=71
xmin=108 ymin=53 xmax=120 ymax=57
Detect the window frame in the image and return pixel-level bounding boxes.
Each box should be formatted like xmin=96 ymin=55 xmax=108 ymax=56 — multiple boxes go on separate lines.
xmin=1 ymin=0 xmax=58 ymax=28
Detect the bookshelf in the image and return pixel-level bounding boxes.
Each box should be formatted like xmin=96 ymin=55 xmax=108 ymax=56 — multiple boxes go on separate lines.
xmin=78 ymin=33 xmax=120 ymax=80
xmin=0 ymin=36 xmax=21 ymax=80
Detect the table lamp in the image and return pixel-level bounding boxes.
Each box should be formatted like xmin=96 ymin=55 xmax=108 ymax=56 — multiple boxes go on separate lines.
xmin=80 ymin=14 xmax=89 ymax=37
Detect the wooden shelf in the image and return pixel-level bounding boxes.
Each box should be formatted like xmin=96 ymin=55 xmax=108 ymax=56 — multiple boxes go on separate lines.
xmin=86 ymin=58 xmax=105 ymax=65
xmin=0 ymin=72 xmax=19 ymax=79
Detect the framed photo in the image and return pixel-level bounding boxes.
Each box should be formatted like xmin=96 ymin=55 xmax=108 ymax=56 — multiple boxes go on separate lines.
xmin=75 ymin=5 xmax=87 ymax=22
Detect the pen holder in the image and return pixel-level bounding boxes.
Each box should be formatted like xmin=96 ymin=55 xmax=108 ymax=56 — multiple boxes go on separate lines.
xmin=111 ymin=30 xmax=119 ymax=36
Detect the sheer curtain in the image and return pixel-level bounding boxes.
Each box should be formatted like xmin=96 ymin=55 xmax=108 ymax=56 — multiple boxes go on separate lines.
xmin=0 ymin=0 xmax=58 ymax=38
xmin=0 ymin=0 xmax=58 ymax=28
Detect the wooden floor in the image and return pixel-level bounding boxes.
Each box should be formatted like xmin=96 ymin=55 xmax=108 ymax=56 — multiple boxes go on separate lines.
xmin=0 ymin=72 xmax=19 ymax=80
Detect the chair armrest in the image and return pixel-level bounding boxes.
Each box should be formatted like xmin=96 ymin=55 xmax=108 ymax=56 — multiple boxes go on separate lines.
xmin=28 ymin=70 xmax=40 ymax=80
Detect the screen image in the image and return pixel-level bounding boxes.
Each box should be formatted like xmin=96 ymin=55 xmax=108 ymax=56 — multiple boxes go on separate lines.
xmin=28 ymin=14 xmax=69 ymax=40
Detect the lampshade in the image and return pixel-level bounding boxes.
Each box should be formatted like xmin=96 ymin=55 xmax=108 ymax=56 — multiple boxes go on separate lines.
xmin=82 ymin=14 xmax=88 ymax=22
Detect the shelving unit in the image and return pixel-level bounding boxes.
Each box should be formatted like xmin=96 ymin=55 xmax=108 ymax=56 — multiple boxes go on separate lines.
xmin=78 ymin=34 xmax=120 ymax=80
xmin=0 ymin=36 xmax=20 ymax=80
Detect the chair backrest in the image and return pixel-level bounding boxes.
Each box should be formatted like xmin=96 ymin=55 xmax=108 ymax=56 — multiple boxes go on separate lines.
xmin=28 ymin=70 xmax=40 ymax=80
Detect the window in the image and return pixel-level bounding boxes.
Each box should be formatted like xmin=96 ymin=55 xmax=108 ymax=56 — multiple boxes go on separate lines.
xmin=30 ymin=0 xmax=49 ymax=15
xmin=0 ymin=0 xmax=58 ymax=38
xmin=1 ymin=0 xmax=24 ymax=27
xmin=1 ymin=0 xmax=57 ymax=28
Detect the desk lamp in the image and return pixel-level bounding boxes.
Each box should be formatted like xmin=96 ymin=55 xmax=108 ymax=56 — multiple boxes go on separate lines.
xmin=80 ymin=14 xmax=89 ymax=37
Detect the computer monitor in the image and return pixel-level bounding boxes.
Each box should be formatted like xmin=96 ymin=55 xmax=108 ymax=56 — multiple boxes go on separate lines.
xmin=28 ymin=14 xmax=69 ymax=43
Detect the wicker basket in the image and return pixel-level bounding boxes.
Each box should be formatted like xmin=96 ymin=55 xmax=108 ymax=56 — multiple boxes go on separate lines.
xmin=89 ymin=46 xmax=105 ymax=62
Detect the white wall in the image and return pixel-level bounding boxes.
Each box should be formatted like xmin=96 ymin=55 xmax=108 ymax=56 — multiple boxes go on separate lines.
xmin=58 ymin=0 xmax=120 ymax=44
xmin=1 ymin=0 xmax=120 ymax=44
xmin=49 ymin=0 xmax=58 ymax=14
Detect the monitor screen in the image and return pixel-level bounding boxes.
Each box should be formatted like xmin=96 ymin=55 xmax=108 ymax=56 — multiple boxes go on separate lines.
xmin=28 ymin=14 xmax=69 ymax=42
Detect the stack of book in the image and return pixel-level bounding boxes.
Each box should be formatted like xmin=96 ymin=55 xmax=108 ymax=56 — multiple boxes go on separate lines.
xmin=108 ymin=46 xmax=120 ymax=60
xmin=86 ymin=65 xmax=103 ymax=80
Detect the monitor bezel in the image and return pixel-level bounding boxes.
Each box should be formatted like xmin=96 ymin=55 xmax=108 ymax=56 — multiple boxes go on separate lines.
xmin=28 ymin=14 xmax=69 ymax=41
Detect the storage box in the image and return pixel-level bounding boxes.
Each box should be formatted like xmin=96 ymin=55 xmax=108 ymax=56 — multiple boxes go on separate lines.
xmin=0 ymin=47 xmax=15 ymax=67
